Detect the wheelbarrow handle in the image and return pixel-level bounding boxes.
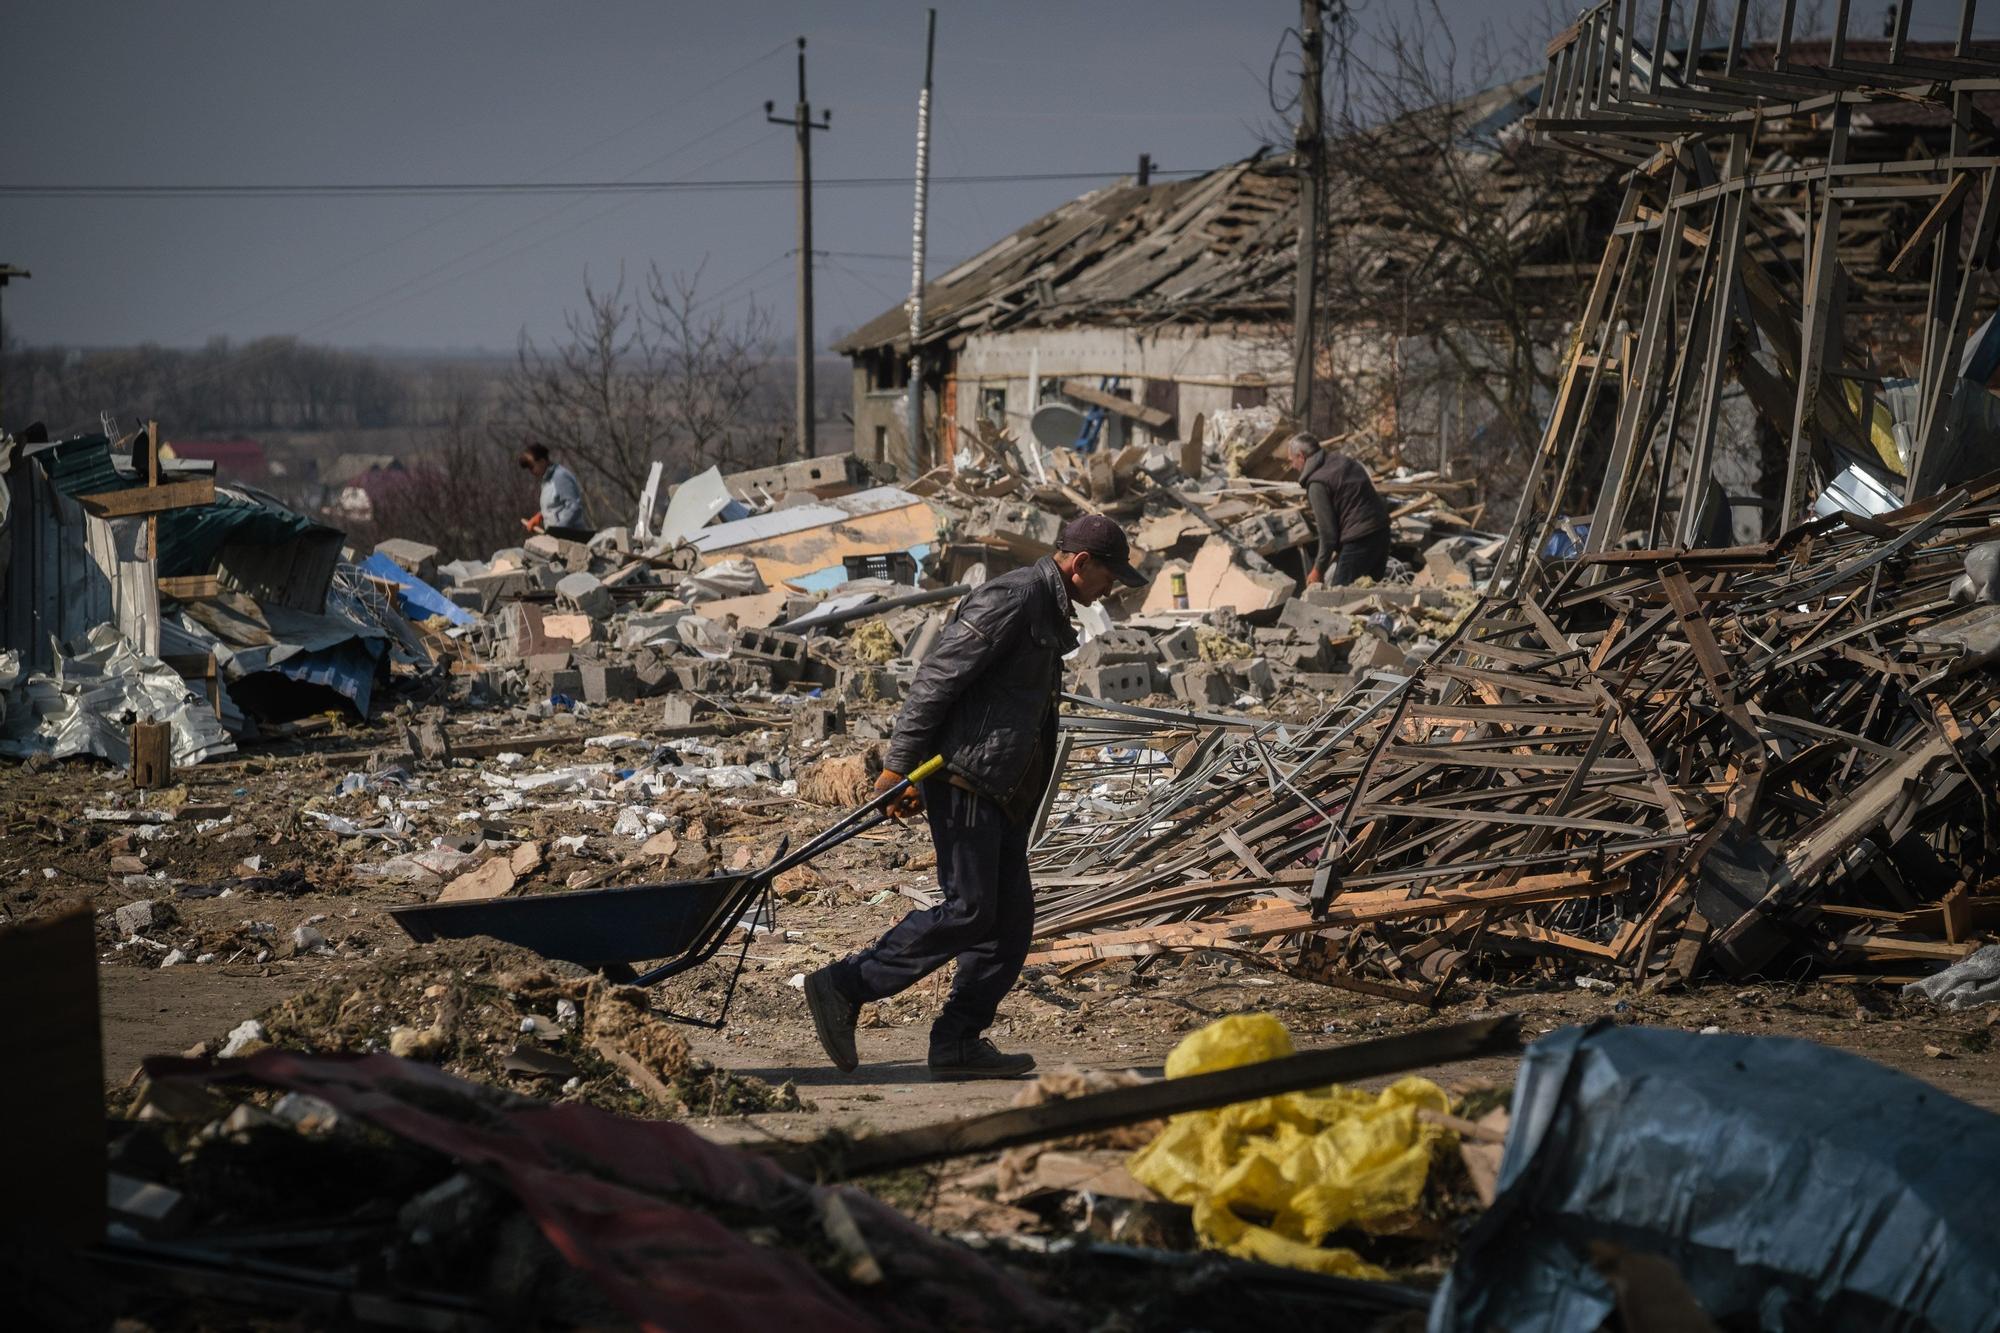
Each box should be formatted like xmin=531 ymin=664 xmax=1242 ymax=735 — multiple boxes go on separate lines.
xmin=762 ymin=754 xmax=944 ymax=882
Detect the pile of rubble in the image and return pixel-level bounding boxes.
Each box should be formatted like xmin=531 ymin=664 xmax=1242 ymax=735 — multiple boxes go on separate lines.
xmin=172 ymin=937 xmax=805 ymax=1118
xmin=1027 ymin=487 xmax=2000 ymax=1003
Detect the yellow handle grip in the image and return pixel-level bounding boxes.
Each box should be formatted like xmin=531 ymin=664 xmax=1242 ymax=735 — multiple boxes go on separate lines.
xmin=907 ymin=755 xmax=946 ymax=783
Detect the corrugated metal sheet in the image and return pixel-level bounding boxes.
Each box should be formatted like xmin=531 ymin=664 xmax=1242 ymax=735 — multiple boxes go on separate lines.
xmin=2 ymin=443 xmax=114 ymax=672
xmin=5 ymin=433 xmax=347 ymax=670
xmin=37 ymin=433 xmax=336 ymax=585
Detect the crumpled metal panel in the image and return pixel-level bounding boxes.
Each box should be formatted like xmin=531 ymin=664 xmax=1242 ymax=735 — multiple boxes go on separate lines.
xmin=0 ymin=623 xmax=235 ymax=766
xmin=1430 ymin=1023 xmax=2000 ymax=1333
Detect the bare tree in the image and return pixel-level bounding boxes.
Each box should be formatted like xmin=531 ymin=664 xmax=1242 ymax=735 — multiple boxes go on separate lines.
xmin=1293 ymin=1 xmax=1614 ymax=495
xmin=350 ymin=389 xmax=527 ymax=562
xmin=501 ymin=265 xmax=782 ymax=519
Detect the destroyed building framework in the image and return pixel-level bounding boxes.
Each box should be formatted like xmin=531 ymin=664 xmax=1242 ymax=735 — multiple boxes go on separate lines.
xmin=1024 ymin=0 xmax=2000 ymax=1003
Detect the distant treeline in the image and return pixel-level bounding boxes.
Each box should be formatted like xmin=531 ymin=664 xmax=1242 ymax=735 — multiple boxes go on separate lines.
xmin=0 ymin=335 xmax=503 ymax=439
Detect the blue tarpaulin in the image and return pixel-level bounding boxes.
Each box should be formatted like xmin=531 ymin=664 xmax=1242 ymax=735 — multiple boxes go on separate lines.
xmin=1430 ymin=1023 xmax=2000 ymax=1332
xmin=359 ymin=552 xmax=477 ymax=628
xmin=267 ymin=637 xmax=386 ymax=717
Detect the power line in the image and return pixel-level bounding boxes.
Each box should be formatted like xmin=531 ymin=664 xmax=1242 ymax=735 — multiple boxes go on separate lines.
xmin=0 ymin=168 xmax=1207 ymax=200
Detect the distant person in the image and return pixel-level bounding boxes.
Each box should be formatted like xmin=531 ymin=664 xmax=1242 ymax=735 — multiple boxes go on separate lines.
xmin=519 ymin=442 xmax=591 ymax=540
xmin=1290 ymin=433 xmax=1389 ymax=587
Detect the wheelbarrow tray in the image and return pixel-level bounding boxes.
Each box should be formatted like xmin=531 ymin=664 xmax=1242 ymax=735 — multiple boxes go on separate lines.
xmin=388 ymin=873 xmax=756 ymax=969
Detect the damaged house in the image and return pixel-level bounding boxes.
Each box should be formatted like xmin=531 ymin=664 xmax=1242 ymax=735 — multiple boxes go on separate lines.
xmin=842 ymin=44 xmax=1992 ymax=544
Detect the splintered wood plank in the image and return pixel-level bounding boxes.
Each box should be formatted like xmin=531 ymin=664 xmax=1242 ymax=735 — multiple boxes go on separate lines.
xmin=76 ymin=477 xmax=216 ymax=518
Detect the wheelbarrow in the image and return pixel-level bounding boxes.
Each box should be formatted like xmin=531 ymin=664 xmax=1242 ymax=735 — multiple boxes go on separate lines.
xmin=388 ymin=756 xmax=943 ymax=1028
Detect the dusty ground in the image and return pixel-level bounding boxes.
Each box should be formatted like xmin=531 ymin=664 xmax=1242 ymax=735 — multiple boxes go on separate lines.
xmin=6 ymin=702 xmax=2000 ymax=1145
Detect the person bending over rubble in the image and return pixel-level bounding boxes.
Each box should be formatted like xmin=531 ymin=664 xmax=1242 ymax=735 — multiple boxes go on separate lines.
xmin=1290 ymin=432 xmax=1390 ymax=587
xmin=518 ymin=441 xmax=593 ymax=540
xmin=804 ymin=514 xmax=1147 ymax=1080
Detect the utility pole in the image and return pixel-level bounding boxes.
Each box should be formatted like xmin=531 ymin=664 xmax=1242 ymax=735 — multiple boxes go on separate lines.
xmin=1292 ymin=0 xmax=1324 ymax=434
xmin=1137 ymin=154 xmax=1153 ymax=187
xmin=905 ymin=9 xmax=937 ymax=481
xmin=0 ymin=265 xmax=29 ymax=434
xmin=767 ymin=39 xmax=831 ymax=461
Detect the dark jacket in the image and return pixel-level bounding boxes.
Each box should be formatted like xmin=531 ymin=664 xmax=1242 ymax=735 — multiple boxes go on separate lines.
xmin=1301 ymin=448 xmax=1390 ymax=577
xmin=883 ymin=557 xmax=1077 ymax=820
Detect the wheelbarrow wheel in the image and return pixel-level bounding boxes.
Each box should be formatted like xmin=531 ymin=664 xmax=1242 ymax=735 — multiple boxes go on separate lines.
xmin=597 ymin=962 xmax=640 ymax=984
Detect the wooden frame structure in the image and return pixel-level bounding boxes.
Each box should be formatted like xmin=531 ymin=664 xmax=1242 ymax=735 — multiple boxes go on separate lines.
xmin=1499 ymin=0 xmax=2000 ymax=590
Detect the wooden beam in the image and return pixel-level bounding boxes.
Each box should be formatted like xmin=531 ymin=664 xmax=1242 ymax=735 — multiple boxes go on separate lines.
xmin=761 ymin=1015 xmax=1519 ymax=1181
xmin=1059 ymin=378 xmax=1175 ymax=431
xmin=76 ymin=478 xmax=215 ymax=518
xmin=1886 ymin=171 xmax=1975 ymax=279
xmin=156 ymin=575 xmax=220 ymax=600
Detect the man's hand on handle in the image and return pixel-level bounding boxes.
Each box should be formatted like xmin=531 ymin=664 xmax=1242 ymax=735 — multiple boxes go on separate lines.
xmin=875 ymin=768 xmax=926 ymax=819
xmin=522 ymin=513 xmax=544 ymax=533
xmin=1305 ymin=565 xmax=1324 ymax=588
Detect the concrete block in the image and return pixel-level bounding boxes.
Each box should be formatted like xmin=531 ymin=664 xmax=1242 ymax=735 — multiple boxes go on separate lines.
xmin=732 ymin=627 xmax=808 ymax=683
xmin=672 ymin=658 xmax=771 ymax=693
xmin=1170 ymin=664 xmax=1236 ymax=706
xmin=633 ymin=650 xmax=677 ymax=697
xmin=498 ymin=602 xmax=564 ymax=660
xmin=578 ymin=662 xmax=637 ymax=704
xmin=661 ymin=694 xmax=713 ymax=727
xmin=836 ymin=665 xmax=901 ymax=705
xmin=1293 ymin=671 xmax=1355 ymax=695
xmin=1232 ymin=657 xmax=1278 ymax=699
xmin=1156 ymin=624 xmax=1202 ymax=664
xmin=1347 ymin=634 xmax=1411 ymax=675
xmin=1073 ymin=663 xmax=1157 ymax=703
xmin=535 ymin=669 xmax=583 ymax=699
xmin=1233 ymin=508 xmax=1313 ymax=556
xmin=373 ymin=538 xmax=441 ymax=585
xmin=523 ymin=651 xmax=573 ymax=676
xmin=1071 ymin=628 xmax=1158 ymax=670
xmin=114 ymin=900 xmax=158 ymax=935
xmin=556 ymin=571 xmax=613 ymax=620
xmin=462 ymin=569 xmax=532 ymax=613
xmin=526 ymin=533 xmax=594 ymax=572
xmin=791 ymin=701 xmax=847 ymax=743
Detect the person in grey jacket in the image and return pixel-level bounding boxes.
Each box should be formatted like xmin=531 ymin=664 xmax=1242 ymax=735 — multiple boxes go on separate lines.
xmin=805 ymin=514 xmax=1145 ymax=1080
xmin=1290 ymin=433 xmax=1390 ymax=586
xmin=518 ymin=441 xmax=591 ymax=539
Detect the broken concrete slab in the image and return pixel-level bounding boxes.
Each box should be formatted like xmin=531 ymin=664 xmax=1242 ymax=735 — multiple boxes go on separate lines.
xmin=1141 ymin=538 xmax=1292 ymax=620
xmin=437 ymin=858 xmax=517 ymax=903
xmin=540 ymin=613 xmax=602 ymax=646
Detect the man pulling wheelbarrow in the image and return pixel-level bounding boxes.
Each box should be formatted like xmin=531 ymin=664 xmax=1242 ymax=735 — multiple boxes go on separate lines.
xmin=805 ymin=514 xmax=1147 ymax=1081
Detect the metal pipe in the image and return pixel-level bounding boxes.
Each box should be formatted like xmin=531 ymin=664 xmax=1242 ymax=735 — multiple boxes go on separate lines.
xmin=775 ymin=582 xmax=969 ymax=632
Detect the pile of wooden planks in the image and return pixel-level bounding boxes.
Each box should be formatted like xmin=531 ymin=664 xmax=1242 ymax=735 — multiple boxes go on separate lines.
xmin=1030 ymin=479 xmax=2000 ymax=1001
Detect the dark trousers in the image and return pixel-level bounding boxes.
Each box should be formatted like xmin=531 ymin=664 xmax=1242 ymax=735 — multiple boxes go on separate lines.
xmin=829 ymin=779 xmax=1034 ymax=1046
xmin=1330 ymin=527 xmax=1391 ymax=586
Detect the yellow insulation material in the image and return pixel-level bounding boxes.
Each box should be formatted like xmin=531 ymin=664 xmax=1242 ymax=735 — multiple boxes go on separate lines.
xmin=1128 ymin=1013 xmax=1452 ymax=1278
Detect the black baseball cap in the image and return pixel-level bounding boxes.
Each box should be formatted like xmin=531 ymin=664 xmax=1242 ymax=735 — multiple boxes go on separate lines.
xmin=1057 ymin=513 xmax=1147 ymax=587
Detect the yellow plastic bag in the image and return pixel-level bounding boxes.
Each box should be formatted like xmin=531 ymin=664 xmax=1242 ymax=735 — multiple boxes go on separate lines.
xmin=1128 ymin=1013 xmax=1451 ymax=1278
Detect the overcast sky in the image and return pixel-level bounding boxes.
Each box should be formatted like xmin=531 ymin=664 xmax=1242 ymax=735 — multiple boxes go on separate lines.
xmin=6 ymin=0 xmax=1984 ymax=354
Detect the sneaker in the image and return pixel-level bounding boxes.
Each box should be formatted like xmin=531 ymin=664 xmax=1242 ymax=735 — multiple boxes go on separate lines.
xmin=928 ymin=1037 xmax=1036 ymax=1082
xmin=804 ymin=967 xmax=859 ymax=1072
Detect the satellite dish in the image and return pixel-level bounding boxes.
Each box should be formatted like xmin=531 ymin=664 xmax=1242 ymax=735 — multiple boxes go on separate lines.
xmin=1030 ymin=401 xmax=1089 ymax=451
